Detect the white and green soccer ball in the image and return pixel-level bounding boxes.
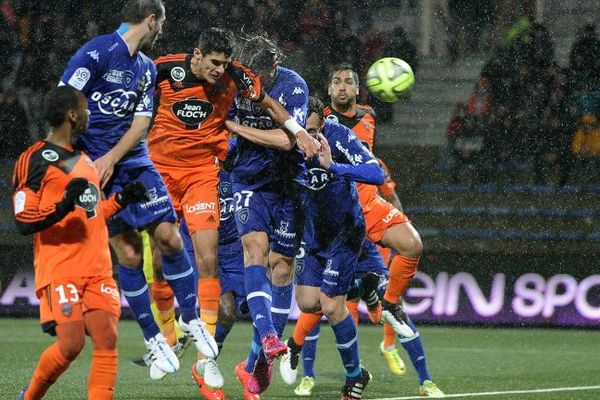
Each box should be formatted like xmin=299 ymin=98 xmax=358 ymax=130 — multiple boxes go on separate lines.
xmin=366 ymin=57 xmax=415 ymax=102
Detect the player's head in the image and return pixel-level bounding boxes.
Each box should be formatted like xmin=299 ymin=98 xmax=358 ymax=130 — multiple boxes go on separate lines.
xmin=236 ymin=33 xmax=283 ymax=88
xmin=44 ymin=86 xmax=89 ymax=139
xmin=328 ymin=63 xmax=360 ymax=108
xmin=121 ymin=0 xmax=166 ymax=50
xmin=192 ymin=28 xmax=236 ymax=84
xmin=306 ymin=96 xmax=325 ymax=138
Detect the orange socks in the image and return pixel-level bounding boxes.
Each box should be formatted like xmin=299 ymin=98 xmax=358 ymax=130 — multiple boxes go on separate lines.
xmin=346 ymin=301 xmax=360 ymax=325
xmin=383 ymin=323 xmax=396 ymax=348
xmin=198 ymin=277 xmax=221 ymax=337
xmin=292 ymin=312 xmax=322 ymax=346
xmin=151 ymin=280 xmax=177 ymax=345
xmin=24 ymin=343 xmax=71 ymax=400
xmin=383 ymin=254 xmax=419 ymax=304
xmin=88 ymin=349 xmax=118 ymax=400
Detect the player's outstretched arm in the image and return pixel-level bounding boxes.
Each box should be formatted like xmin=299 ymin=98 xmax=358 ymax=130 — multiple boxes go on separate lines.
xmin=257 ymin=94 xmax=320 ymax=159
xmin=318 ymin=133 xmax=385 ymax=185
xmin=225 ymin=120 xmax=294 ymax=151
xmin=94 ymin=116 xmax=151 ymax=188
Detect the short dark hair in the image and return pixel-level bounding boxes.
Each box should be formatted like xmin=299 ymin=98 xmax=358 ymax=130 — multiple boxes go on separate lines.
xmin=308 ymin=96 xmax=325 ymax=121
xmin=328 ymin=63 xmax=360 ymax=86
xmin=198 ymin=28 xmax=236 ymax=58
xmin=44 ymin=86 xmax=81 ymax=128
xmin=122 ymin=0 xmax=164 ymax=24
xmin=236 ymin=33 xmax=284 ymax=72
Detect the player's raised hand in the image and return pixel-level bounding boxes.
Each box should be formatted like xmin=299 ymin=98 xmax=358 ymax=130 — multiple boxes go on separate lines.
xmin=317 ymin=135 xmax=332 ymax=169
xmin=94 ymin=153 xmax=118 ymax=189
xmin=296 ymin=129 xmax=321 ymax=160
xmin=116 ymin=181 xmax=150 ymax=206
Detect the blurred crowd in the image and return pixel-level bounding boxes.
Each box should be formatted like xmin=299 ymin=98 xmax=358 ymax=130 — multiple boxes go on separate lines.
xmin=0 ymin=0 xmax=419 ymax=159
xmin=447 ymin=19 xmax=600 ymax=185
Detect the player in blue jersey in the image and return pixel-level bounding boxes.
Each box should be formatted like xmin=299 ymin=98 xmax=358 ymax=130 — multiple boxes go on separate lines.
xmin=59 ymin=0 xmax=217 ymax=379
xmin=228 ymin=96 xmax=384 ymax=400
xmin=290 ymin=239 xmax=445 ymax=398
xmin=222 ymin=35 xmax=313 ymax=395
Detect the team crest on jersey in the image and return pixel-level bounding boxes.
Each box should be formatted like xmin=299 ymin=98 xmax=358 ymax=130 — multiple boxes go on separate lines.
xmin=363 ymin=120 xmax=371 ymax=131
xmin=171 ymin=66 xmax=186 ymax=82
xmin=307 ymin=167 xmax=330 ymax=191
xmin=236 ymin=208 xmax=249 ymax=225
xmin=171 ymin=98 xmax=214 ymax=127
xmin=41 ymin=149 xmax=59 ymax=162
xmin=61 ymin=304 xmax=73 ymax=317
xmin=325 ymin=114 xmax=339 ymax=123
xmin=76 ymin=183 xmax=100 ymax=218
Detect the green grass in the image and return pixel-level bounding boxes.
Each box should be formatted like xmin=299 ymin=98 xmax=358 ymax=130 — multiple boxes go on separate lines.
xmin=1 ymin=319 xmax=600 ymax=399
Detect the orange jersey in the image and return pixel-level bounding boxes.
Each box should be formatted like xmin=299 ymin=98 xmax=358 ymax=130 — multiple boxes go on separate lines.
xmin=324 ymin=104 xmax=376 ymax=149
xmin=148 ymin=54 xmax=263 ymax=167
xmin=12 ymin=141 xmax=121 ymax=291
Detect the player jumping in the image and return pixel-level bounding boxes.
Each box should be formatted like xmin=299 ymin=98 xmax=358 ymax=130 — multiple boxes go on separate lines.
xmin=59 ymin=0 xmax=216 ymax=379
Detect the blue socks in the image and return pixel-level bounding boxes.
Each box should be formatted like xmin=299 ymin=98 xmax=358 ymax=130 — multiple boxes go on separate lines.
xmin=162 ymin=249 xmax=197 ymax=323
xmin=244 ymin=265 xmax=276 ymax=338
xmin=271 ymin=283 xmax=293 ymax=338
xmin=118 ymin=264 xmax=159 ymax=340
xmin=331 ymin=314 xmax=361 ymax=379
xmin=400 ymin=319 xmax=431 ymax=384
xmin=245 ymin=326 xmax=262 ymax=373
xmin=215 ymin=323 xmax=231 ymax=357
xmin=301 ymin=324 xmax=320 ymax=378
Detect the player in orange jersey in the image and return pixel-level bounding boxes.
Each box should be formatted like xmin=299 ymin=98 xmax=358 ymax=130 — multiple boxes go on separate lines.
xmin=147 ymin=27 xmax=319 ymax=397
xmin=14 ymin=87 xmax=148 ymax=400
xmin=326 ymin=63 xmax=444 ymax=398
xmin=324 ymin=63 xmax=420 ymax=337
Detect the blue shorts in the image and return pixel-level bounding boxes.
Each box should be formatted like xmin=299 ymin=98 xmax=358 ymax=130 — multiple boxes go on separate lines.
xmin=105 ymin=165 xmax=177 ymax=236
xmin=233 ymin=183 xmax=306 ymax=257
xmin=294 ymin=244 xmax=358 ymax=297
xmin=218 ymin=240 xmax=246 ymax=309
xmin=356 ymin=241 xmax=388 ymax=276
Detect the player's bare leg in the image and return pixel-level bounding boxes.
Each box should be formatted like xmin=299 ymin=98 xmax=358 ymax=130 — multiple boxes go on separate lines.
xmin=378 ymin=222 xmax=422 ymax=338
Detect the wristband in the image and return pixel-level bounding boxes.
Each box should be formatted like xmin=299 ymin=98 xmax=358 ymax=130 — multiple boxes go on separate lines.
xmin=284 ymin=118 xmax=303 ymax=136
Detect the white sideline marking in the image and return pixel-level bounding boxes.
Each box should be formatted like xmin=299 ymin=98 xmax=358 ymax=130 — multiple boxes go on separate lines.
xmin=370 ymin=384 xmax=600 ymax=399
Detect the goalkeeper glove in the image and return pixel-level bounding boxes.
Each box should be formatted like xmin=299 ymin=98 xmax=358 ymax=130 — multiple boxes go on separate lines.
xmin=116 ymin=181 xmax=150 ymax=206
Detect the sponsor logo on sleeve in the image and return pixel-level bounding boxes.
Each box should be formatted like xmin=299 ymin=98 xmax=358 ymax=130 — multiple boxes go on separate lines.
xmin=292 ymin=86 xmax=305 ymax=95
xmin=14 ymin=191 xmax=26 ymax=215
xmin=67 ymin=67 xmax=91 ymax=90
xmin=293 ymin=108 xmax=305 ymax=123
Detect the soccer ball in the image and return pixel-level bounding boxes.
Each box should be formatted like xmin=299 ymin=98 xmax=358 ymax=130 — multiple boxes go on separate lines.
xmin=366 ymin=57 xmax=415 ymax=102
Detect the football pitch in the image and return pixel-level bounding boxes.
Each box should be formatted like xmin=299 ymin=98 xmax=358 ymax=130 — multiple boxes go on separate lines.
xmin=1 ymin=319 xmax=599 ymax=400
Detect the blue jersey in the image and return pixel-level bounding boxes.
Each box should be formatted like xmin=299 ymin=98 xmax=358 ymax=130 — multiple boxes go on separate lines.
xmin=230 ymin=66 xmax=308 ymax=189
xmin=60 ymin=30 xmax=156 ymax=169
xmin=303 ymin=120 xmax=380 ymax=254
xmin=218 ymin=168 xmax=238 ymax=245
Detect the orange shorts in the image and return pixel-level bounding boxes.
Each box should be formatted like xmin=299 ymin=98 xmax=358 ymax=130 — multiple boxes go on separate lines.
xmin=38 ymin=275 xmax=121 ymax=328
xmin=158 ymin=161 xmax=220 ymax=233
xmin=364 ymin=195 xmax=410 ymax=243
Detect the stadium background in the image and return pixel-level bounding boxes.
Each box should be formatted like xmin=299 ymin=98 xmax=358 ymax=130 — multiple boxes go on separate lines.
xmin=1 ymin=0 xmax=600 ymax=329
